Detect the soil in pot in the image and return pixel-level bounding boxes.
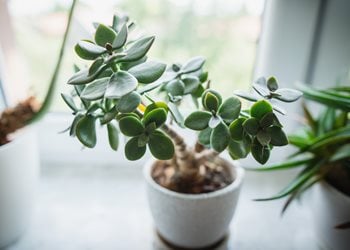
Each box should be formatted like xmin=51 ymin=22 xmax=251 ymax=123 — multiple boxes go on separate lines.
xmin=152 ymin=158 xmax=234 ymax=194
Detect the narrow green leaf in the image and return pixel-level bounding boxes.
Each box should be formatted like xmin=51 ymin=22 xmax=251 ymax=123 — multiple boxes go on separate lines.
xmin=95 ymin=24 xmax=117 ymax=46
xmin=125 ymin=137 xmax=146 ymax=161
xmin=218 ymin=97 xmax=241 ymax=123
xmin=148 ymin=130 xmax=175 ymax=160
xmin=105 ymin=71 xmax=138 ymax=98
xmin=119 ymin=116 xmax=144 ymax=136
xmin=116 ymin=91 xmax=141 ymax=113
xmin=210 ymin=122 xmax=230 ymax=152
xmin=112 ymin=23 xmax=128 ymax=49
xmin=128 ymin=61 xmax=166 ymax=83
xmin=75 ymin=41 xmax=106 ymax=60
xmin=80 ymin=77 xmax=109 ymax=100
xmin=107 ymin=123 xmax=119 ymax=150
xmin=76 ymin=115 xmax=97 ymax=148
xmin=184 ymin=111 xmax=211 ymax=130
xmin=246 ymin=157 xmax=314 ymax=171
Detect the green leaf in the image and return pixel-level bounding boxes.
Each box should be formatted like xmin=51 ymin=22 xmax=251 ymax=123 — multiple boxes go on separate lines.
xmin=267 ymin=76 xmax=278 ymax=91
xmin=168 ymin=102 xmax=184 ymax=127
xmin=257 ymin=130 xmax=271 ymax=146
xmin=95 ymin=24 xmax=117 ymax=46
xmin=67 ymin=69 xmax=90 ymax=85
xmin=107 ymin=123 xmax=119 ymax=151
xmin=100 ymin=106 xmax=119 ymax=125
xmin=143 ymin=108 xmax=167 ymax=128
xmin=80 ymin=77 xmax=109 ymax=100
xmin=105 ymin=71 xmax=138 ymax=98
xmin=203 ymin=92 xmax=219 ymax=113
xmin=144 ymin=102 xmax=168 ymax=116
xmin=243 ymin=118 xmax=260 ymax=135
xmin=218 ymin=97 xmax=241 ymax=123
xmin=229 ymin=118 xmax=246 ymax=141
xmin=75 ymin=41 xmax=106 ymax=60
xmin=228 ymin=139 xmax=250 ymax=159
xmin=70 ymin=114 xmax=84 ymax=137
xmin=119 ymin=116 xmax=144 ymax=136
xmin=76 ymin=115 xmax=97 ymax=148
xmin=89 ymin=58 xmax=104 ymax=76
xmin=112 ymin=23 xmax=128 ymax=49
xmin=117 ymin=91 xmax=141 ymax=113
xmin=181 ymin=56 xmax=205 ymax=74
xmin=246 ymin=157 xmax=314 ymax=171
xmin=61 ymin=93 xmax=78 ymax=112
xmin=210 ymin=122 xmax=230 ymax=152
xmin=250 ymin=100 xmax=273 ymax=119
xmin=234 ymin=91 xmax=259 ymax=102
xmin=148 ymin=130 xmax=175 ymax=160
xmin=259 ymin=112 xmax=274 ymax=128
xmin=198 ymin=127 xmax=212 ymax=146
xmin=184 ymin=111 xmax=211 ymax=130
xmin=274 ymin=88 xmax=303 ymax=102
xmin=199 ymin=71 xmax=208 ymax=82
xmin=251 ymin=139 xmax=270 ymax=164
xmin=267 ymin=126 xmax=288 ymax=146
xmin=137 ymin=134 xmax=149 ymax=147
xmin=119 ymin=36 xmax=155 ymax=62
xmin=183 ymin=76 xmax=200 ymax=94
xmin=128 ymin=61 xmax=166 ymax=83
xmin=166 ymin=79 xmax=185 ymax=96
xmin=120 ymin=56 xmax=147 ymax=71
xmin=125 ymin=137 xmax=146 ymax=161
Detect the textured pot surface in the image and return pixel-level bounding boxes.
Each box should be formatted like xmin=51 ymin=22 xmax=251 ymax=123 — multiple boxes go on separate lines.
xmin=0 ymin=128 xmax=39 ymax=248
xmin=144 ymin=158 xmax=244 ymax=249
xmin=310 ymin=181 xmax=350 ymax=250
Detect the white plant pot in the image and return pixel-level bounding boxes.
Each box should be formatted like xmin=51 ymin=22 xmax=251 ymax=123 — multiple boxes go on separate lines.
xmin=144 ymin=158 xmax=244 ymax=249
xmin=0 ymin=128 xmax=39 ymax=248
xmin=309 ymin=181 xmax=350 ymax=250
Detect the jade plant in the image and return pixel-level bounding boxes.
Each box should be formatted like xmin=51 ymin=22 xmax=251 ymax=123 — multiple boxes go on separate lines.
xmin=250 ymin=83 xmax=350 ymax=227
xmin=62 ymin=13 xmax=301 ymax=193
xmin=0 ymin=0 xmax=77 ymax=145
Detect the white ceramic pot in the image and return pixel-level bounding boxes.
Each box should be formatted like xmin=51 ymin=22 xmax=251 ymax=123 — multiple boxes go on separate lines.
xmin=0 ymin=128 xmax=39 ymax=248
xmin=309 ymin=181 xmax=350 ymax=250
xmin=144 ymin=158 xmax=244 ymax=249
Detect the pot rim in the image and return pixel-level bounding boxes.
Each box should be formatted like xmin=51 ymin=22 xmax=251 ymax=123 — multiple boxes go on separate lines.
xmin=0 ymin=127 xmax=33 ymax=153
xmin=143 ymin=157 xmax=244 ymax=200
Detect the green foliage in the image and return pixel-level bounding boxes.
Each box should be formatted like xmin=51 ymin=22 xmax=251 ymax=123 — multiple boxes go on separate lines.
xmin=62 ymin=13 xmax=299 ymax=165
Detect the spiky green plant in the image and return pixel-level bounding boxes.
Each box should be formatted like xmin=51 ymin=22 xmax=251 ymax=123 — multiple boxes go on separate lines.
xmin=62 ymin=12 xmax=301 ymax=192
xmin=249 ymin=83 xmax=350 ymax=226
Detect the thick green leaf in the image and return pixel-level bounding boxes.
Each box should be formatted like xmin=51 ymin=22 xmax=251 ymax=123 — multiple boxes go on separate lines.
xmin=183 ymin=76 xmax=200 ymax=94
xmin=199 ymin=71 xmax=208 ymax=82
xmin=89 ymin=58 xmax=104 ymax=76
xmin=210 ymin=122 xmax=230 ymax=152
xmin=228 ymin=139 xmax=250 ymax=159
xmin=184 ymin=111 xmax=211 ymax=130
xmin=116 ymin=91 xmax=141 ymax=113
xmin=198 ymin=127 xmax=212 ymax=146
xmin=61 ymin=93 xmax=78 ymax=112
xmin=95 ymin=24 xmax=117 ymax=46
xmin=67 ymin=69 xmax=90 ymax=85
xmin=218 ymin=97 xmax=241 ymax=123
xmin=112 ymin=23 xmax=128 ymax=49
xmin=259 ymin=112 xmax=274 ymax=128
xmin=107 ymin=123 xmax=119 ymax=151
xmin=125 ymin=137 xmax=147 ymax=160
xmin=274 ymin=88 xmax=302 ymax=102
xmin=234 ymin=91 xmax=259 ymax=102
xmin=229 ymin=118 xmax=246 ymax=141
xmin=250 ymin=100 xmax=273 ymax=119
xmin=203 ymin=92 xmax=220 ymax=113
xmin=181 ymin=56 xmax=205 ymax=74
xmin=144 ymin=102 xmax=168 ymax=116
xmin=100 ymin=106 xmax=119 ymax=125
xmin=148 ymin=130 xmax=175 ymax=160
xmin=120 ymin=56 xmax=147 ymax=71
xmin=251 ymin=139 xmax=270 ymax=164
xmin=243 ymin=118 xmax=260 ymax=135
xmin=105 ymin=71 xmax=138 ymax=98
xmin=167 ymin=102 xmax=184 ymax=127
xmin=267 ymin=126 xmax=288 ymax=146
xmin=267 ymin=76 xmax=278 ymax=91
xmin=128 ymin=61 xmax=166 ymax=83
xmin=80 ymin=77 xmax=109 ymax=100
xmin=76 ymin=115 xmax=97 ymax=148
xmin=119 ymin=116 xmax=144 ymax=136
xmin=75 ymin=41 xmax=106 ymax=60
xmin=257 ymin=130 xmax=271 ymax=146
xmin=70 ymin=114 xmax=84 ymax=137
xmin=119 ymin=36 xmax=155 ymax=62
xmin=166 ymin=79 xmax=185 ymax=96
xmin=143 ymin=108 xmax=167 ymax=128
